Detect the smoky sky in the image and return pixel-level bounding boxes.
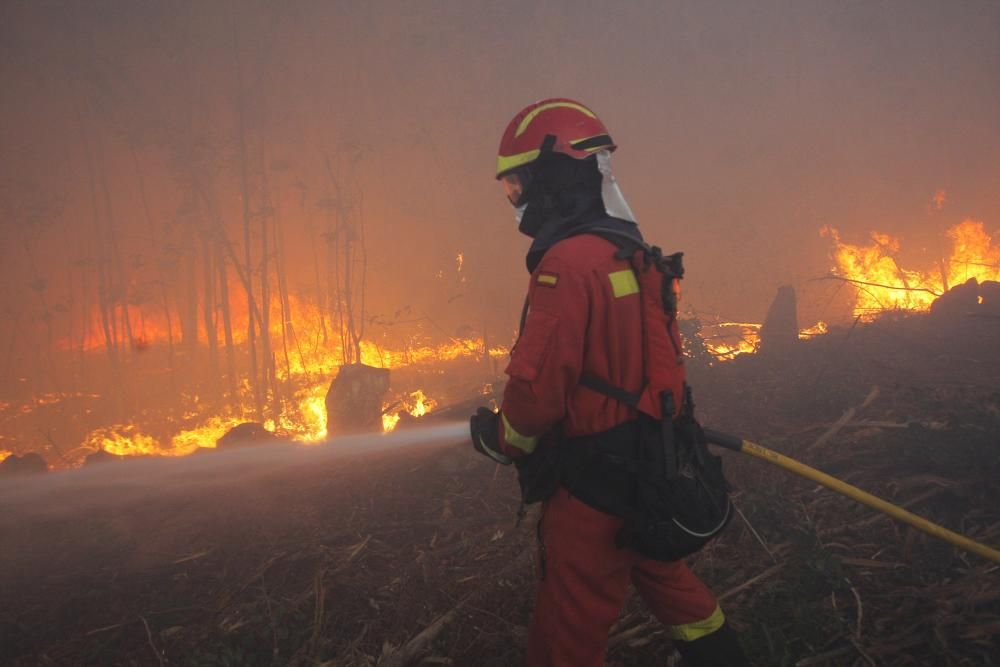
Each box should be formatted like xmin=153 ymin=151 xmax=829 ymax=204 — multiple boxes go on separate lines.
xmin=1 ymin=0 xmax=998 ymax=345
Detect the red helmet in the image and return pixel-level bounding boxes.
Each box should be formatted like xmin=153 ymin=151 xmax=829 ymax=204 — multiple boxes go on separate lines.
xmin=496 ymin=98 xmax=616 ymax=179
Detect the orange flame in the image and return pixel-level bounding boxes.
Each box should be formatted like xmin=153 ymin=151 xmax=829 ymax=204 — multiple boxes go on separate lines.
xmin=382 ymin=389 xmax=438 ymax=432
xmin=822 ymin=219 xmax=999 ymax=319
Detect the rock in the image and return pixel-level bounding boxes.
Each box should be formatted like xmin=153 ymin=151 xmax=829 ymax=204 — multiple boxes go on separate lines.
xmin=0 ymin=452 xmax=48 ymax=477
xmin=759 ymin=285 xmax=798 ymax=355
xmin=215 ymin=422 xmax=281 ymax=449
xmin=325 ymin=363 xmax=391 ymax=437
xmin=83 ymin=450 xmax=122 ymax=466
xmin=930 ymin=278 xmax=980 ymax=320
xmin=978 ymin=280 xmax=1000 ymax=317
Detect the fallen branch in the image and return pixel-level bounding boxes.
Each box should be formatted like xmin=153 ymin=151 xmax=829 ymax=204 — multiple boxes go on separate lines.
xmin=805 ymin=386 xmax=880 ymax=455
xmin=140 ymin=616 xmax=165 ymax=667
xmin=717 ymin=562 xmax=785 ymax=602
xmin=379 ymin=607 xmax=459 ymax=667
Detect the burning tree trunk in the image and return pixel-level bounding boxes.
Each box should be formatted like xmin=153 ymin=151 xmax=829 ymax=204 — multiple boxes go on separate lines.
xmin=325 ymin=364 xmax=390 ymax=436
xmin=759 ymin=285 xmax=798 ymax=356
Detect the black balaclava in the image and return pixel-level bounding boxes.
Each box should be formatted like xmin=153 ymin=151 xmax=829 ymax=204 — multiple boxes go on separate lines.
xmin=519 ymin=154 xmax=642 ymax=272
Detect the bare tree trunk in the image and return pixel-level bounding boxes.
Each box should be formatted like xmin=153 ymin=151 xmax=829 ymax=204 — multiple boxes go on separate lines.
xmin=216 ymin=244 xmax=238 ymax=402
xmin=300 ymin=185 xmax=328 ymax=346
xmin=232 ymin=11 xmax=263 ymax=419
xmin=130 ymin=142 xmax=176 ymax=380
xmin=92 ymin=124 xmax=135 ymax=358
xmin=180 ymin=237 xmax=199 ymax=353
xmin=201 ymin=233 xmax=219 ymax=396
xmin=73 ymin=93 xmax=123 ymax=416
xmin=272 ymin=177 xmax=296 ymax=382
xmin=258 ymin=150 xmax=278 ymax=416
xmin=160 ymin=283 xmax=176 ymax=382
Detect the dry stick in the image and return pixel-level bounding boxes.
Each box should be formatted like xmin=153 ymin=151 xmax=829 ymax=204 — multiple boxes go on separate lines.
xmin=379 ymin=608 xmax=459 ymax=667
xmin=795 ymin=645 xmax=855 ymax=666
xmin=717 ymin=562 xmax=785 ymax=603
xmin=139 ymin=616 xmax=165 ymax=667
xmin=307 ymin=568 xmax=327 ymax=659
xmin=850 ymin=637 xmax=877 ymax=667
xmin=805 ymin=386 xmax=880 ymax=455
xmin=849 ymin=585 xmax=864 ymax=640
xmin=607 ymin=619 xmax=660 ymax=650
xmin=732 ymin=500 xmax=777 ymax=563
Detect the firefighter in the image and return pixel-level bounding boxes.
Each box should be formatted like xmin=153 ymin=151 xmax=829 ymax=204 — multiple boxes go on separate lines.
xmin=470 ymin=99 xmax=748 ymax=666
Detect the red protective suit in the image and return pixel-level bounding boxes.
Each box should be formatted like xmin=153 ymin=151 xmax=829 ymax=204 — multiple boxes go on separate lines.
xmin=499 ymin=233 xmax=731 ymax=667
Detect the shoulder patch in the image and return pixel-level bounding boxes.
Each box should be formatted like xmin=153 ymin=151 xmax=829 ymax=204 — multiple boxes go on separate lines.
xmin=536 ymin=271 xmax=559 ymax=288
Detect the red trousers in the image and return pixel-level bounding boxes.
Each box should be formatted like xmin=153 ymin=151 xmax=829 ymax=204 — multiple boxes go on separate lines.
xmin=526 ymin=488 xmax=723 ymax=667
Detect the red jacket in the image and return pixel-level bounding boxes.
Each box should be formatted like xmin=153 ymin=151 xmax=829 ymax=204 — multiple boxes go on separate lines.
xmin=499 ymin=233 xmax=645 ymax=456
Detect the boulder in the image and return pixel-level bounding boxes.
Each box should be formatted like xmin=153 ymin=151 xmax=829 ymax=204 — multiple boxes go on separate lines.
xmin=215 ymin=422 xmax=281 ymax=449
xmin=325 ymin=363 xmax=391 ymax=437
xmin=83 ymin=449 xmax=122 ymax=466
xmin=759 ymin=285 xmax=798 ymax=355
xmin=0 ymin=452 xmax=48 ymax=477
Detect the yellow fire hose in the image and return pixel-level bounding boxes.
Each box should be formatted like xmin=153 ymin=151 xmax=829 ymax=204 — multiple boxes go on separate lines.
xmin=703 ymin=428 xmax=1000 ymax=565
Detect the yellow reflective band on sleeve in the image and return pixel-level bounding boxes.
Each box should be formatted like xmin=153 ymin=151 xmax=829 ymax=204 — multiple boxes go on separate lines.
xmin=608 ymin=270 xmax=639 ymax=298
xmin=501 ymin=412 xmax=539 ymax=454
xmin=669 ymin=605 xmax=725 ymax=642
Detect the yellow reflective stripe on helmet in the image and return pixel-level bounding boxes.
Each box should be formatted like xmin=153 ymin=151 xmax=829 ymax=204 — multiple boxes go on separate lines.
xmin=497 ymin=149 xmax=541 ymax=177
xmin=515 ymin=101 xmax=597 ymax=138
xmin=501 ymin=412 xmax=538 ymax=454
xmin=608 ymin=270 xmax=639 ymax=298
xmin=670 ymin=606 xmax=725 ymax=642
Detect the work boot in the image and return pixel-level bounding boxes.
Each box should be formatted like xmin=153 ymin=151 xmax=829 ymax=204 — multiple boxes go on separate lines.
xmin=673 ymin=621 xmax=749 ymax=666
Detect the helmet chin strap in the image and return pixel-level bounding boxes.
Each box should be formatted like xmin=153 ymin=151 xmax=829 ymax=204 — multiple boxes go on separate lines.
xmin=596 ymin=150 xmax=636 ymax=223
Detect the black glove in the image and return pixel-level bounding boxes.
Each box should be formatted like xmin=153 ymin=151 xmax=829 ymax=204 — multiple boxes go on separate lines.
xmin=470 ymin=407 xmax=512 ymax=465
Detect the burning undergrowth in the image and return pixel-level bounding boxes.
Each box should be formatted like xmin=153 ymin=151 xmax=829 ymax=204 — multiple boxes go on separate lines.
xmin=2 ymin=295 xmax=999 ymax=665
xmin=2 ymin=218 xmax=999 ymax=664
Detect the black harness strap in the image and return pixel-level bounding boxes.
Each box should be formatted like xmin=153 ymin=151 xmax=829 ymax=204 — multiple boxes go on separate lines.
xmin=579 ymin=374 xmax=642 ymax=408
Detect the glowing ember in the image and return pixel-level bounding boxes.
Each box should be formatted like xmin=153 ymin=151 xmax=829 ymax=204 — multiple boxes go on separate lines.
xmin=0 ymin=449 xmax=12 ymax=462
xmin=822 ymin=219 xmax=999 ymax=319
xmin=798 ymin=321 xmax=828 ymax=339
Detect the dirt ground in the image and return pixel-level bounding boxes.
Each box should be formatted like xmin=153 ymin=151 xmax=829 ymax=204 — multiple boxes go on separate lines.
xmin=2 ymin=311 xmax=999 ymax=666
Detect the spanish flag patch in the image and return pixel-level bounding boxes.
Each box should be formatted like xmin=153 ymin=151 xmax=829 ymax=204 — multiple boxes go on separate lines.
xmin=536 ymin=272 xmax=559 ymax=288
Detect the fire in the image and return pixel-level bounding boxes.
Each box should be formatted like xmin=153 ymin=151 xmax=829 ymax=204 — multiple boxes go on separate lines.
xmin=822 ymin=219 xmax=999 ymax=319
xmin=0 ymin=449 xmax=12 ymax=463
xmin=699 ymin=320 xmax=829 ymax=361
xmin=85 ymin=425 xmax=166 ymax=458
xmin=83 ymin=417 xmax=261 ymax=458
xmin=699 ymin=322 xmax=762 ymax=361
xmin=798 ymin=321 xmax=828 ymax=339
xmin=381 ymin=389 xmax=438 ymax=433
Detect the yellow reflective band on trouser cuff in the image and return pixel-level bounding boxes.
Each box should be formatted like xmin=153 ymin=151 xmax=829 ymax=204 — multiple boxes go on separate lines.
xmin=669 ymin=606 xmax=725 ymax=642
xmin=501 ymin=413 xmax=539 ymax=454
xmin=608 ymin=269 xmax=639 ymax=298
